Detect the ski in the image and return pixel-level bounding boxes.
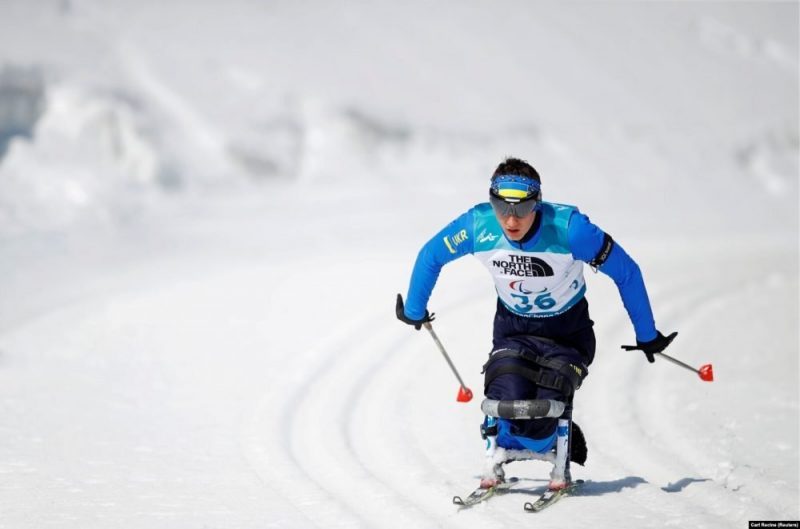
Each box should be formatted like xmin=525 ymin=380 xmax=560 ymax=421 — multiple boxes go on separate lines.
xmin=523 ymin=479 xmax=583 ymax=513
xmin=453 ymin=477 xmax=520 ymax=507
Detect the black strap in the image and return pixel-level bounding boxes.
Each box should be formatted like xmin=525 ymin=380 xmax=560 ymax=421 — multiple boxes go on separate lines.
xmin=483 ymin=349 xmax=587 ymax=396
xmin=588 ymin=232 xmax=614 ymax=272
xmin=483 ymin=348 xmax=580 ymax=376
xmin=485 ymin=364 xmax=574 ymax=395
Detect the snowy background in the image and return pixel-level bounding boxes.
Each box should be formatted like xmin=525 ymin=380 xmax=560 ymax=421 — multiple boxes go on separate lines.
xmin=0 ymin=1 xmax=797 ymax=527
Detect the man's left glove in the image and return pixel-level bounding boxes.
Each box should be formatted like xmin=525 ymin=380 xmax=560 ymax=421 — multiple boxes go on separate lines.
xmin=395 ymin=294 xmax=435 ymax=330
xmin=621 ymin=331 xmax=678 ymax=363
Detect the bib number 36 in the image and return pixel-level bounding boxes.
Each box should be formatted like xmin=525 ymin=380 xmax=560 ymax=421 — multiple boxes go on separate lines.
xmin=511 ymin=292 xmax=556 ymax=312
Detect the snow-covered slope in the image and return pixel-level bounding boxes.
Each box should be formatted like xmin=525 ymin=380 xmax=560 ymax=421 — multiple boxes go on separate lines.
xmin=0 ymin=1 xmax=797 ymax=527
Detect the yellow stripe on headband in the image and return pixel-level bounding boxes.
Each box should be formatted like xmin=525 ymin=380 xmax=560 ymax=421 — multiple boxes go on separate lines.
xmin=498 ymin=189 xmax=529 ymax=199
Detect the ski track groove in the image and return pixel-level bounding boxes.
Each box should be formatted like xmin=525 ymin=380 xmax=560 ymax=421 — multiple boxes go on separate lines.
xmin=244 ymin=310 xmax=475 ymax=528
xmin=587 ymin=265 xmax=791 ymax=526
xmin=288 ymin=300 xmax=521 ymax=528
xmin=340 ymin=337 xmax=468 ymax=528
xmin=243 ymin=283 xmax=533 ymax=528
xmin=583 ymin=321 xmax=730 ymax=526
xmin=634 ymin=273 xmax=797 ymax=516
xmin=241 ymin=315 xmax=377 ymax=529
xmin=340 ymin=292 xmax=532 ymax=528
xmin=310 ymin=324 xmax=443 ymax=528
xmin=612 ymin=299 xmax=738 ymax=524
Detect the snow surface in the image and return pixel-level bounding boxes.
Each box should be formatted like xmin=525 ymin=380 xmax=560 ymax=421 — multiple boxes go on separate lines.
xmin=0 ymin=1 xmax=798 ymax=527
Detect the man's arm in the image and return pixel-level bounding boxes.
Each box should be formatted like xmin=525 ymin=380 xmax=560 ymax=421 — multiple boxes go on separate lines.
xmin=402 ymin=209 xmax=475 ymax=321
xmin=567 ymin=211 xmax=657 ymax=343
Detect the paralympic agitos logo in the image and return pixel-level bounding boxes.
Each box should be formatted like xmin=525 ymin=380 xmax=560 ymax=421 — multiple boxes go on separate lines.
xmin=509 ymin=280 xmax=533 ymax=294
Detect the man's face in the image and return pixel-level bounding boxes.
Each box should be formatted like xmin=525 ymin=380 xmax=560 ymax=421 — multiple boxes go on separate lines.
xmin=495 ymin=210 xmax=537 ymax=241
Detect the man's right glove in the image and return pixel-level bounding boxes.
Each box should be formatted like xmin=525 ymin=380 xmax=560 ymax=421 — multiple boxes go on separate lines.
xmin=621 ymin=331 xmax=678 ymax=363
xmin=395 ymin=293 xmax=435 ymax=330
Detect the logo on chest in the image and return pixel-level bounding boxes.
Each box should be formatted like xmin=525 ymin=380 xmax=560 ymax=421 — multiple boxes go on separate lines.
xmin=491 ymin=254 xmax=554 ymax=277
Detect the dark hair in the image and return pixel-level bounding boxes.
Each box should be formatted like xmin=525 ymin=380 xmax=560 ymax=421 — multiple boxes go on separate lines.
xmin=491 ymin=157 xmax=541 ymax=183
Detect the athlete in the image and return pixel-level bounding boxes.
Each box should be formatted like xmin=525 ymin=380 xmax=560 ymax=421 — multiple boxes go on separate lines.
xmin=396 ymin=157 xmax=677 ymax=490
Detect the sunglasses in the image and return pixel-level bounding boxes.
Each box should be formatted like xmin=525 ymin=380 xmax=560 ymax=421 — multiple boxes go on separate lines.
xmin=489 ymin=192 xmax=539 ymax=218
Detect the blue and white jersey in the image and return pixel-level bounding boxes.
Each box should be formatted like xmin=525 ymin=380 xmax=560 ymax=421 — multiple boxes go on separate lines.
xmin=471 ymin=202 xmax=585 ymax=317
xmin=404 ymin=201 xmax=657 ymax=342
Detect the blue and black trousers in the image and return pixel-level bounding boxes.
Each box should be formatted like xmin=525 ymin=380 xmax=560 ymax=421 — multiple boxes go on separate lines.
xmin=483 ymin=298 xmax=594 ymax=449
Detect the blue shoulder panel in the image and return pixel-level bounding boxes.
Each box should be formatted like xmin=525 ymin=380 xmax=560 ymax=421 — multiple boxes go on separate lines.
xmin=567 ymin=211 xmax=657 ymax=342
xmin=404 ymin=207 xmax=476 ymax=320
xmin=567 ymin=211 xmax=605 ymax=262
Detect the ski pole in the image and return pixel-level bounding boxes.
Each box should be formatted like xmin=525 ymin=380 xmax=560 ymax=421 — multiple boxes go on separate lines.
xmin=422 ymin=322 xmax=474 ymax=402
xmin=656 ymin=351 xmax=714 ymax=382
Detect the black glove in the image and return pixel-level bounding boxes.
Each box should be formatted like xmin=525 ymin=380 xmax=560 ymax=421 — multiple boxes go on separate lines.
xmin=395 ymin=293 xmax=435 ymax=330
xmin=621 ymin=331 xmax=678 ymax=363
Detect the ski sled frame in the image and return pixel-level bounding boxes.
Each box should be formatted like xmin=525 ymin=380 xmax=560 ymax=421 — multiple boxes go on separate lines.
xmin=452 ymin=397 xmax=580 ymax=510
xmin=482 ymin=397 xmax=572 ymax=488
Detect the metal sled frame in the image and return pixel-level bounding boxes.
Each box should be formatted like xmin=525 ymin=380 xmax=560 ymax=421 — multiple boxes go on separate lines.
xmin=481 ymin=398 xmax=573 ymax=488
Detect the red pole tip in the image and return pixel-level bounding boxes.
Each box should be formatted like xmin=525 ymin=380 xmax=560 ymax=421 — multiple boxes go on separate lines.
xmin=457 ymin=387 xmax=473 ymax=402
xmin=699 ymin=364 xmax=714 ymax=382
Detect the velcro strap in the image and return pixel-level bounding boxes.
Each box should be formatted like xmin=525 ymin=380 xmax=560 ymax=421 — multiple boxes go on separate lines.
xmin=482 ymin=347 xmax=552 ymax=373
xmin=484 ymin=364 xmax=569 ymax=395
xmin=483 ymin=348 xmax=587 ymax=396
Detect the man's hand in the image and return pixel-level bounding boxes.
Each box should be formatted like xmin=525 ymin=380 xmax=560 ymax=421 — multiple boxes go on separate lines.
xmin=621 ymin=331 xmax=678 ymax=363
xmin=396 ymin=294 xmax=435 ymax=330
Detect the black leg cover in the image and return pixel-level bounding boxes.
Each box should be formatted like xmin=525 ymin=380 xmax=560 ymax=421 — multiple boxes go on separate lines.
xmin=570 ymin=421 xmax=588 ymax=466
